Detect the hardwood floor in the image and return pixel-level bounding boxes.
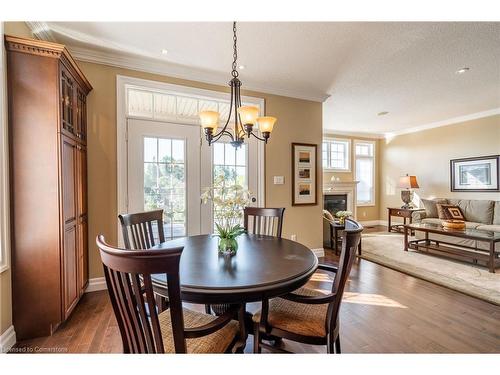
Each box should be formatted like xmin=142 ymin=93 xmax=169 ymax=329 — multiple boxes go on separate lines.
xmin=12 ymin=228 xmax=500 ymax=353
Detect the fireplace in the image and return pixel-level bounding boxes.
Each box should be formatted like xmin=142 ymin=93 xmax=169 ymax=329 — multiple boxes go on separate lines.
xmin=324 ymin=194 xmax=348 ymax=216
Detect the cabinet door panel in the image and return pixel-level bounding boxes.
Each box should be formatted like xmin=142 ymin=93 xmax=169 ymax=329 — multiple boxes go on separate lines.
xmin=61 ymin=135 xmax=79 ymax=317
xmin=76 ymin=145 xmax=88 ymax=293
xmin=62 ymin=137 xmax=77 ymax=223
xmin=60 ymin=67 xmax=75 ymax=137
xmin=78 ymin=216 xmax=88 ymax=295
xmin=76 ymin=86 xmax=87 ymax=143
xmin=63 ymin=224 xmax=79 ymax=317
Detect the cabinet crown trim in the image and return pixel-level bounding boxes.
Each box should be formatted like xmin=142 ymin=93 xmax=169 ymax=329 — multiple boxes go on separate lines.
xmin=4 ymin=35 xmax=92 ymax=93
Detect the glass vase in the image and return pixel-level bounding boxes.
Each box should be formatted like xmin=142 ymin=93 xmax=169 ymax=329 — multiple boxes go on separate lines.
xmin=218 ymin=237 xmax=238 ymax=256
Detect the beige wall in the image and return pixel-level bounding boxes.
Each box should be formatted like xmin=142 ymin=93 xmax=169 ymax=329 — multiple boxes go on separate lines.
xmin=379 ymin=115 xmax=500 ymax=219
xmin=78 ymin=61 xmax=323 ymax=279
xmin=322 ymin=134 xmax=381 ymax=221
xmin=1 ymin=22 xmax=32 ymax=337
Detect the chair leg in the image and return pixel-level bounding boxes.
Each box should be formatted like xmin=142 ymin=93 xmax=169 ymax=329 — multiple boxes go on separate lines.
xmin=155 ymin=294 xmax=168 ymax=313
xmin=335 ymin=336 xmax=341 ymax=354
xmin=205 ymin=304 xmax=212 ymax=314
xmin=253 ymin=323 xmax=262 ymax=353
xmin=327 ymin=336 xmax=334 ymax=354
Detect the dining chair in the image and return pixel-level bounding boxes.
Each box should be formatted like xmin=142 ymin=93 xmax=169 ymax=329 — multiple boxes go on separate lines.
xmin=244 ymin=207 xmax=285 ymax=238
xmin=252 ymin=219 xmax=363 ymax=354
xmin=96 ymin=235 xmax=243 ymax=353
xmin=118 ymin=209 xmax=168 ymax=311
xmin=118 ymin=209 xmax=165 ymax=250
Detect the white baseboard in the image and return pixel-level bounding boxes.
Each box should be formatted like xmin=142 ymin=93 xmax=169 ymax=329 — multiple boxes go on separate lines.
xmin=358 ymin=220 xmax=390 ymax=227
xmin=0 ymin=325 xmax=16 ymax=353
xmin=359 ymin=220 xmax=383 ymax=226
xmin=85 ymin=277 xmax=107 ymax=293
xmin=311 ymin=248 xmax=325 ymax=258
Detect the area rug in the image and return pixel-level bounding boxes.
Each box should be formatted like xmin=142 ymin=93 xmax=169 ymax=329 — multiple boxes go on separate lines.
xmin=360 ymin=232 xmax=500 ymax=305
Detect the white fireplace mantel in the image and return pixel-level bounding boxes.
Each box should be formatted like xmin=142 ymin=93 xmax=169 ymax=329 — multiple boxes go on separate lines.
xmin=323 ymin=181 xmax=359 ymax=219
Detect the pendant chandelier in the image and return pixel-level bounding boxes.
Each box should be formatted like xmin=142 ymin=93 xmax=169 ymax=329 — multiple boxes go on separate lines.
xmin=199 ymin=22 xmax=277 ymax=148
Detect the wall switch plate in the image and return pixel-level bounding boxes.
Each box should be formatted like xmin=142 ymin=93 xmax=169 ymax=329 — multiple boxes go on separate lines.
xmin=291 ymin=234 xmax=297 ymax=241
xmin=273 ymin=176 xmax=284 ymax=185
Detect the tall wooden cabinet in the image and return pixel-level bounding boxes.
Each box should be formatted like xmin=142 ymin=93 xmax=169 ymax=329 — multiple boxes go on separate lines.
xmin=5 ymin=35 xmax=92 ymax=340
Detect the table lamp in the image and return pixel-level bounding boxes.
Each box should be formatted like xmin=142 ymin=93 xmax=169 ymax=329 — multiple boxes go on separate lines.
xmin=398 ymin=174 xmax=419 ymax=209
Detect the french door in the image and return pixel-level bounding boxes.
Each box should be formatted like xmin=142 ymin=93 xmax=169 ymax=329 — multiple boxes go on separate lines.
xmin=128 ymin=119 xmax=201 ymax=237
xmin=127 ymin=118 xmax=259 ymax=239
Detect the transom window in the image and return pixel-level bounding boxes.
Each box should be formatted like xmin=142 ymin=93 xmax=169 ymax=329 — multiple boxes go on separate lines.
xmin=355 ymin=140 xmax=376 ymax=206
xmin=127 ymin=88 xmax=252 ymax=124
xmin=322 ymin=138 xmax=351 ymax=171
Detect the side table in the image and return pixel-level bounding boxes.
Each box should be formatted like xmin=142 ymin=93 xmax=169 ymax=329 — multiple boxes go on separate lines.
xmin=329 ymin=221 xmax=362 ymax=256
xmin=387 ymin=207 xmax=424 ymax=234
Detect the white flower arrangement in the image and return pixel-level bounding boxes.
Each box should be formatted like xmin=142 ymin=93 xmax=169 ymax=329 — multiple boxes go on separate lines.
xmin=201 ymin=173 xmax=251 ymax=243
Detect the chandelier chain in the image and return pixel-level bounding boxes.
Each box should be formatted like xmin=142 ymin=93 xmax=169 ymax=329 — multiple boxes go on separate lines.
xmin=231 ymin=21 xmax=239 ymax=78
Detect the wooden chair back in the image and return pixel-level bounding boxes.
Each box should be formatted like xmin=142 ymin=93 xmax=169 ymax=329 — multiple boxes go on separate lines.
xmin=326 ymin=219 xmax=363 ymax=332
xmin=96 ymin=235 xmax=186 ymax=353
xmin=244 ymin=207 xmax=285 ymax=238
xmin=118 ymin=209 xmax=165 ymax=249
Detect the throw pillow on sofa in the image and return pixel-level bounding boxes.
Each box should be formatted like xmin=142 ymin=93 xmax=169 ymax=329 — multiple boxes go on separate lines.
xmin=437 ymin=204 xmax=465 ymax=221
xmin=421 ymin=198 xmax=448 ymax=218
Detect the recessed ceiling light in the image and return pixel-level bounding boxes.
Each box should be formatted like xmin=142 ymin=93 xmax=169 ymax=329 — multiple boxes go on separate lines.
xmin=238 ymin=65 xmax=245 ymax=70
xmin=378 ymin=111 xmax=389 ymax=116
xmin=161 ymin=49 xmax=169 ymax=55
xmin=456 ymin=67 xmax=470 ymax=74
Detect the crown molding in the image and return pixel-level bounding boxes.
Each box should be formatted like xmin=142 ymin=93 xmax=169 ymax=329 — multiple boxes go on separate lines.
xmin=68 ymin=45 xmax=328 ymax=102
xmin=323 ymin=129 xmax=385 ymax=139
xmin=384 ymin=107 xmax=500 ymax=138
xmin=25 ymin=22 xmax=328 ymax=103
xmin=325 ymin=107 xmax=500 ymax=139
xmin=25 ymin=21 xmax=56 ymax=42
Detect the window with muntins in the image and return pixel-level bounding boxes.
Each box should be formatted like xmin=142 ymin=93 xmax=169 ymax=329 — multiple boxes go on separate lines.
xmin=322 ymin=138 xmax=350 ymax=171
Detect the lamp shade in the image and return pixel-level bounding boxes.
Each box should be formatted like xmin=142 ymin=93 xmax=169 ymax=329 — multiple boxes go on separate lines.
xmin=237 ymin=106 xmax=259 ymax=125
xmin=398 ymin=175 xmax=419 ymax=189
xmin=199 ymin=110 xmax=219 ymax=132
xmin=256 ymin=116 xmax=277 ymax=133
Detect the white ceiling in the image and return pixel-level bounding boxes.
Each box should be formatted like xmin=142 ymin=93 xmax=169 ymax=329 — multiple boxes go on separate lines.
xmin=29 ymin=22 xmax=500 ymax=136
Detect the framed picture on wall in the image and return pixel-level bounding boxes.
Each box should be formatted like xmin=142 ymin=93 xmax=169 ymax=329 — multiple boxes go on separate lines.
xmin=292 ymin=143 xmax=318 ymax=205
xmin=450 ymin=155 xmax=500 ymax=192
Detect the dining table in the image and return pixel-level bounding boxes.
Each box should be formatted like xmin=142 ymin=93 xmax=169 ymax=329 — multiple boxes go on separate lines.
xmin=150 ymin=233 xmax=318 ymax=351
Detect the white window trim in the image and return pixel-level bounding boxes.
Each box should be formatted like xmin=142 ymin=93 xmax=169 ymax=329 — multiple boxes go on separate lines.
xmin=0 ymin=23 xmax=10 ymax=273
xmin=322 ymin=137 xmax=351 ymax=172
xmin=354 ymin=139 xmax=376 ymax=207
xmin=116 ymin=75 xmax=265 ymax=246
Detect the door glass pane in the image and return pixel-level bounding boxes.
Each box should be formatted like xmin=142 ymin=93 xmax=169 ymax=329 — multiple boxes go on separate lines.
xmin=212 ymin=143 xmax=247 ymax=226
xmin=144 ymin=137 xmax=157 ymax=162
xmin=143 ymin=137 xmax=186 ymax=239
xmin=213 ymin=143 xmax=225 ymax=165
xmin=172 ymin=139 xmax=184 ymax=163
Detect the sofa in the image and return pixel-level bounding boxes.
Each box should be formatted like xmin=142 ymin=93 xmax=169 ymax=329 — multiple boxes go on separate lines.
xmin=412 ymin=198 xmax=500 ymax=251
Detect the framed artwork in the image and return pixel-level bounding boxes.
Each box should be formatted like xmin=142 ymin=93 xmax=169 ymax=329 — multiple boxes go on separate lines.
xmin=450 ymin=155 xmax=499 ymax=192
xmin=292 ymin=143 xmax=318 ymax=205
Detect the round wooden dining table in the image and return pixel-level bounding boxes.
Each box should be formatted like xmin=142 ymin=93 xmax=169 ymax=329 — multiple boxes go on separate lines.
xmin=150 ymin=233 xmax=318 ymax=305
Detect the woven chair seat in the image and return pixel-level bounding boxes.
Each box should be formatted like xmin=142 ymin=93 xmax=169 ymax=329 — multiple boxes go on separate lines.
xmin=159 ymin=308 xmax=239 ymax=353
xmin=253 ymin=287 xmax=329 ymax=338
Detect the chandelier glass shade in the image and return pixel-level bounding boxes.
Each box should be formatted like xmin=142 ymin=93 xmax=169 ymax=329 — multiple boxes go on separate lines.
xmin=199 ymin=22 xmax=277 ymax=148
